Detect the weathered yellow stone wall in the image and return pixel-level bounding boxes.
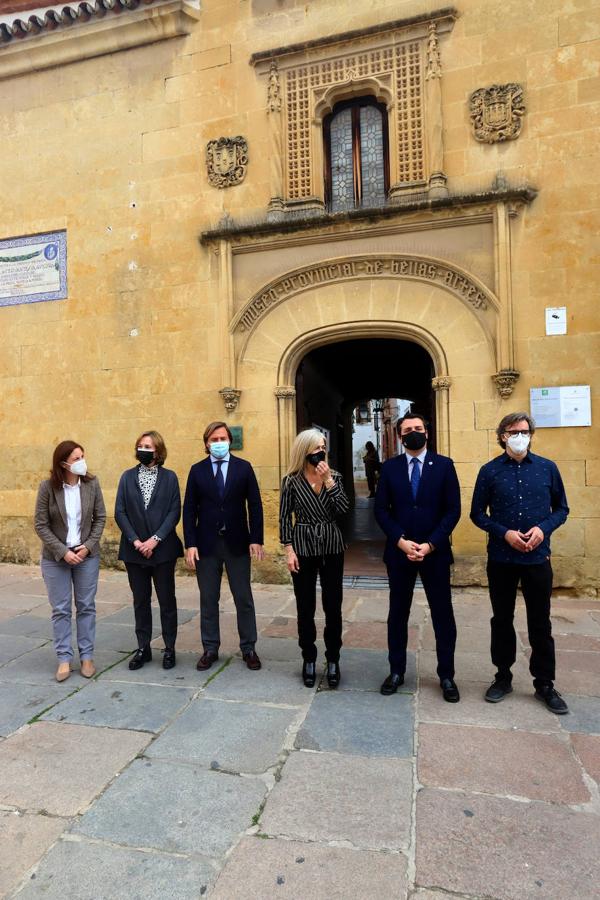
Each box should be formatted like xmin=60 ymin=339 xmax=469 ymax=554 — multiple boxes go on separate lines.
xmin=0 ymin=0 xmax=598 ymax=592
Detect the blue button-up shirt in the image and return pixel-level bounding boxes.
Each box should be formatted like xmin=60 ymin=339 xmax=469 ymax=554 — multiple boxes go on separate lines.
xmin=470 ymin=451 xmax=569 ymax=564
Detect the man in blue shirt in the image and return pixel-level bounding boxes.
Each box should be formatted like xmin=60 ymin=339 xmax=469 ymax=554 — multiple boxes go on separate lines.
xmin=470 ymin=412 xmax=569 ymax=714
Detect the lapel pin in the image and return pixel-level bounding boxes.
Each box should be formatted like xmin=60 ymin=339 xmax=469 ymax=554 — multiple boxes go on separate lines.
xmin=428 ymin=461 xmax=433 ymax=465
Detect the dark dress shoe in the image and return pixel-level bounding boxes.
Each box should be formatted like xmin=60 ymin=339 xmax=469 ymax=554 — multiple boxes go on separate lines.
xmin=162 ymin=648 xmax=176 ymax=670
xmin=441 ymin=678 xmax=460 ymax=703
xmin=302 ymin=661 xmax=316 ymax=688
xmin=196 ymin=650 xmax=219 ymax=671
xmin=243 ymin=650 xmax=262 ymax=671
xmin=535 ymin=685 xmax=569 ymax=715
xmin=485 ymin=678 xmax=512 ymax=703
xmin=129 ymin=646 xmax=151 ymax=670
xmin=380 ymin=673 xmax=404 ymax=695
xmin=326 ymin=661 xmax=340 ymax=688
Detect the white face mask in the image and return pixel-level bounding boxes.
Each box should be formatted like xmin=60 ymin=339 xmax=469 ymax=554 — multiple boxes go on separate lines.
xmin=68 ymin=459 xmax=88 ymax=477
xmin=506 ymin=433 xmax=530 ymax=455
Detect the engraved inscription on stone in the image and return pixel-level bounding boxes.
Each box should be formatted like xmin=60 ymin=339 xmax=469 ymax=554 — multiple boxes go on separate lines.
xmin=234 ymin=256 xmax=491 ymax=333
xmin=206 ymin=136 xmax=249 ymax=188
xmin=469 ymin=84 xmax=525 ymax=144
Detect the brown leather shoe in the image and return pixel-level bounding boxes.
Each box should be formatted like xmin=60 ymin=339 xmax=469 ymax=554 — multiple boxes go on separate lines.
xmin=196 ymin=650 xmax=218 ymax=671
xmin=80 ymin=659 xmax=96 ymax=678
xmin=55 ymin=662 xmax=71 ymax=683
xmin=243 ymin=650 xmax=262 ymax=671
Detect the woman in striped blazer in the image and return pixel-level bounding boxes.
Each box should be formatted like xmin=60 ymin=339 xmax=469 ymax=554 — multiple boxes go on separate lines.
xmin=280 ymin=429 xmax=349 ymax=688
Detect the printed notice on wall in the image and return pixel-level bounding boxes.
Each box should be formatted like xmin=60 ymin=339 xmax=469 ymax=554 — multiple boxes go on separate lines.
xmin=0 ymin=231 xmax=67 ymax=308
xmin=530 ymin=386 xmax=591 ymax=428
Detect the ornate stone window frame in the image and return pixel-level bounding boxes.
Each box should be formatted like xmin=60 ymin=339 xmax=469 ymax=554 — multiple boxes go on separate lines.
xmin=251 ymin=8 xmax=456 ymax=217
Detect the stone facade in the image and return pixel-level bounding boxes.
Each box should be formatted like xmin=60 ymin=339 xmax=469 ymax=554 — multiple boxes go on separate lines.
xmin=0 ymin=0 xmax=598 ymax=593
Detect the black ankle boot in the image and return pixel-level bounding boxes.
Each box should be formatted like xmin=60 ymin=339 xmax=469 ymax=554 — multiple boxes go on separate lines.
xmin=326 ymin=661 xmax=340 ymax=688
xmin=129 ymin=646 xmax=152 ymax=670
xmin=302 ymin=660 xmax=316 ymax=688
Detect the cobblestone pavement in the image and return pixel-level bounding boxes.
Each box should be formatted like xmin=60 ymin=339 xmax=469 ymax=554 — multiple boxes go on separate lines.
xmin=0 ymin=563 xmax=599 ymax=899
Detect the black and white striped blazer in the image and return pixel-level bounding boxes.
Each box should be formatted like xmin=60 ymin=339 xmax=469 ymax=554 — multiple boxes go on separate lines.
xmin=279 ymin=471 xmax=349 ymax=556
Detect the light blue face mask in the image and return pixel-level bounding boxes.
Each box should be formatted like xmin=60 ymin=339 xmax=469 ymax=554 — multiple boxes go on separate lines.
xmin=210 ymin=441 xmax=230 ymax=460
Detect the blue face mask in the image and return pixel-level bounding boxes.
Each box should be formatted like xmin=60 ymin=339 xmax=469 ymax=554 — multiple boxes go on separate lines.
xmin=210 ymin=441 xmax=230 ymax=460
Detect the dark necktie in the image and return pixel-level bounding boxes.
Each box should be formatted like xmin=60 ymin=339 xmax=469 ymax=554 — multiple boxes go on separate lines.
xmin=410 ymin=457 xmax=420 ymax=500
xmin=214 ymin=460 xmax=225 ymax=500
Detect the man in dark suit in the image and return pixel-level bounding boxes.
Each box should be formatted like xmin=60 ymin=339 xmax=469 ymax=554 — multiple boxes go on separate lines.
xmin=375 ymin=413 xmax=461 ymax=702
xmin=183 ymin=421 xmax=264 ymax=671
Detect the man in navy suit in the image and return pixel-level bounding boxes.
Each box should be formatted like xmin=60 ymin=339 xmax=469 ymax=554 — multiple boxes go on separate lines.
xmin=183 ymin=421 xmax=264 ymax=671
xmin=375 ymin=413 xmax=462 ymax=702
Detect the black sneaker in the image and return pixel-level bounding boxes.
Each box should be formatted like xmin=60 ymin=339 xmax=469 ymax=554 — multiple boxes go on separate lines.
xmin=485 ymin=679 xmax=513 ymax=703
xmin=535 ymin=685 xmax=569 ymax=715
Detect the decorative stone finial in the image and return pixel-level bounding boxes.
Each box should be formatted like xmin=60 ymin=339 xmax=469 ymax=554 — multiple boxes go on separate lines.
xmin=492 ymin=369 xmax=520 ymax=398
xmin=219 ymin=387 xmax=241 ymax=411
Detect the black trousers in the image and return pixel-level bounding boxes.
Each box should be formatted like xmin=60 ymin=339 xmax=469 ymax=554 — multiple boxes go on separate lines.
xmin=487 ymin=559 xmax=555 ymax=688
xmin=387 ymin=553 xmax=456 ymax=680
xmin=195 ymin=536 xmax=257 ymax=654
xmin=292 ymin=553 xmax=344 ymax=663
xmin=126 ymin=560 xmax=178 ymax=650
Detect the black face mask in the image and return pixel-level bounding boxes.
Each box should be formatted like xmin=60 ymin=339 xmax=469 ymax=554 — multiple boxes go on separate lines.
xmin=136 ymin=449 xmax=155 ymax=466
xmin=306 ymin=450 xmax=326 ymax=467
xmin=402 ymin=431 xmax=427 ymax=452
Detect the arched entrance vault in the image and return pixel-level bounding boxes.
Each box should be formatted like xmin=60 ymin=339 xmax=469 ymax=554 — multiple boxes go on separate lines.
xmin=231 ymin=254 xmax=502 ymax=478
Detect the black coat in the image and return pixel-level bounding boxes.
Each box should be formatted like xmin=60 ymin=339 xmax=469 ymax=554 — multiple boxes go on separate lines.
xmin=115 ymin=465 xmax=184 ymax=566
xmin=182 ymin=455 xmax=263 ymax=556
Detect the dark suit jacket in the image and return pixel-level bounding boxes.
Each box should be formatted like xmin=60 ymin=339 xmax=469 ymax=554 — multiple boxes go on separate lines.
xmin=374 ymin=451 xmax=461 ymax=566
xmin=182 ymin=455 xmax=264 ymax=556
xmin=114 ymin=466 xmax=184 ymax=566
xmin=34 ymin=477 xmax=106 ymax=561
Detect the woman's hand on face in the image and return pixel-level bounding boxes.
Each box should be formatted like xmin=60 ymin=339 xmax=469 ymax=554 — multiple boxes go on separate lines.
xmin=315 ymin=460 xmax=332 ymax=482
xmin=285 ymin=546 xmax=300 ymax=573
xmin=63 ymin=549 xmax=82 ymax=566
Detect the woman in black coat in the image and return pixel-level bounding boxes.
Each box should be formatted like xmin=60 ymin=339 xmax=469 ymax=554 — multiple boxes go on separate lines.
xmin=115 ymin=430 xmax=183 ymax=670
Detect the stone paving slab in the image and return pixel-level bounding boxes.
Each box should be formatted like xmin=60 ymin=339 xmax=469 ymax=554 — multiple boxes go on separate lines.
xmin=14 ymin=837 xmax=217 ymax=900
xmin=418 ymin=723 xmax=589 ymax=803
xmin=210 ymin=835 xmax=408 ymax=899
xmin=0 ymin=614 xmax=53 ymax=639
xmin=42 ymin=681 xmax=195 ymax=733
xmin=73 ymin=758 xmax=266 ymax=857
xmin=203 ymin=657 xmax=312 ymax=706
xmin=0 ymin=681 xmax=72 ymax=737
xmin=146 ymin=696 xmax=297 ymax=773
xmin=0 ymin=810 xmax=67 ymax=898
xmin=341 ymin=620 xmax=388 ymax=649
xmin=0 ymin=646 xmax=128 ymax=685
xmin=335 ymin=647 xmax=416 ymax=693
xmin=261 ymin=749 xmax=412 ymax=851
xmin=571 ymin=733 xmax=600 ymax=784
xmin=419 ymin=648 xmax=530 ymax=684
xmin=296 ymin=690 xmax=414 ymax=757
xmin=0 ymin=592 xmax=49 ymax=613
xmin=251 ymin=635 xmax=324 ymax=662
xmin=0 ymin=721 xmax=150 ymax=816
xmin=98 ymin=650 xmax=211 ymax=687
xmin=100 ymin=606 xmax=196 ymax=629
xmin=550 ymin=608 xmax=600 ymax=636
xmin=559 ymin=695 xmax=600 ymax=734
xmin=417 ymin=681 xmax=561 ymax=732
xmin=0 ymin=633 xmax=47 ymax=665
xmin=553 ymin=668 xmax=600 ymax=697
xmin=422 ymin=623 xmax=491 ymax=652
xmin=416 ymin=788 xmax=600 ymax=899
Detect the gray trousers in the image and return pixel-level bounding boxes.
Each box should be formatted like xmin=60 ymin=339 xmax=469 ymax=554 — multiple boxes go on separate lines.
xmin=195 ymin=537 xmax=257 ymax=654
xmin=41 ymin=555 xmax=100 ymax=662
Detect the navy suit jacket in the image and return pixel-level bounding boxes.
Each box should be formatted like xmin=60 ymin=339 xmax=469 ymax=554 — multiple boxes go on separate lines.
xmin=182 ymin=455 xmax=264 ymax=556
xmin=374 ymin=451 xmax=461 ymax=566
xmin=115 ymin=466 xmax=184 ymax=566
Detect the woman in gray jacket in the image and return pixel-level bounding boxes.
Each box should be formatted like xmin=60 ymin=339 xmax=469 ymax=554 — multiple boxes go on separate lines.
xmin=34 ymin=440 xmax=106 ymax=683
xmin=115 ymin=430 xmax=183 ymax=671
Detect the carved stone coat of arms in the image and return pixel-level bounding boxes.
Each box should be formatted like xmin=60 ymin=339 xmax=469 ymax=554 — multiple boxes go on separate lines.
xmin=469 ymin=84 xmax=525 ymax=143
xmin=206 ymin=136 xmax=248 ymax=188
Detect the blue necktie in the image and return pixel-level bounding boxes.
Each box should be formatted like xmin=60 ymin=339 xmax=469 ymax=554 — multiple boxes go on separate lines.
xmin=214 ymin=460 xmax=225 ymax=500
xmin=410 ymin=457 xmax=420 ymax=500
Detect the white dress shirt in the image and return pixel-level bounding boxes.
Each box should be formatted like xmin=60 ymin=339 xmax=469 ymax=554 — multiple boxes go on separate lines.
xmin=210 ymin=452 xmax=230 ymax=483
xmin=406 ymin=448 xmax=427 ymax=483
xmin=63 ymin=480 xmax=82 ymax=546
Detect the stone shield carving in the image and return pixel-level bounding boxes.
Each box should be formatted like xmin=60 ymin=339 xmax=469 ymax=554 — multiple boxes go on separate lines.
xmin=469 ymin=84 xmax=525 ymax=143
xmin=206 ymin=136 xmax=248 ymax=188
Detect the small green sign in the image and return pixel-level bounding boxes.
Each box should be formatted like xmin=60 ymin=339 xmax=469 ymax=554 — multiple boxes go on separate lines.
xmin=230 ymin=426 xmax=243 ymax=450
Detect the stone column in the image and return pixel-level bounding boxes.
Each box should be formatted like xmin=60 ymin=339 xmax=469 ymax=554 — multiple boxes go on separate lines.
xmin=432 ymin=375 xmax=452 ymax=456
xmin=274 ymin=386 xmax=296 ymax=478
xmin=425 ymin=23 xmax=448 ymax=199
xmin=267 ymin=60 xmax=285 ymax=217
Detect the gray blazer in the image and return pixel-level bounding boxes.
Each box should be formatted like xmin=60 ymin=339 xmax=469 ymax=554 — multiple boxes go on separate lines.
xmin=34 ymin=477 xmax=106 ymax=562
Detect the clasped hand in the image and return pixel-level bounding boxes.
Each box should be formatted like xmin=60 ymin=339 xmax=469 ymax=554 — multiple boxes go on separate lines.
xmin=134 ymin=537 xmax=158 ymax=559
xmin=504 ymin=526 xmax=544 ymax=552
xmin=397 ymin=537 xmax=432 ymax=562
xmin=63 ymin=545 xmax=89 ymax=565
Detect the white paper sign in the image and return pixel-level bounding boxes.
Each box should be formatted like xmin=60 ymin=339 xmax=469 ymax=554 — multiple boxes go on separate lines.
xmin=545 ymin=306 xmax=567 ymax=335
xmin=530 ymin=385 xmax=591 ymax=428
